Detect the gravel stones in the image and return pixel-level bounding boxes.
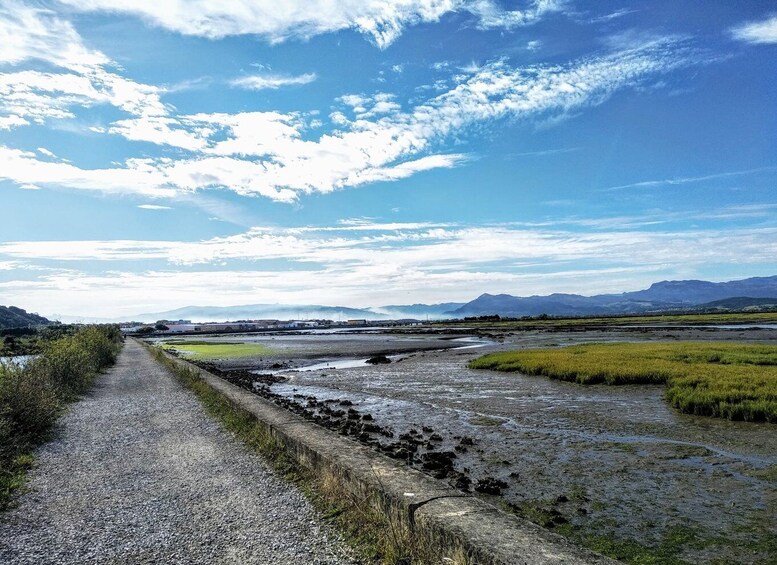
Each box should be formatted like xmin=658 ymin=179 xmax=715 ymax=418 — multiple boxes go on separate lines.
xmin=0 ymin=341 xmax=356 ymax=565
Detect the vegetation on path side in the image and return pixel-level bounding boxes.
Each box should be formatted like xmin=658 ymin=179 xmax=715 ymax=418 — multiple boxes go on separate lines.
xmin=470 ymin=342 xmax=777 ymax=423
xmin=149 ymin=345 xmax=443 ymax=564
xmin=0 ymin=325 xmax=123 ymax=509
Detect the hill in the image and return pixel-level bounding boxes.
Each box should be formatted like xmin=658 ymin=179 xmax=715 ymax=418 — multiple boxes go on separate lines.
xmin=0 ymin=306 xmax=51 ymax=330
xmin=696 ymin=296 xmax=777 ymax=311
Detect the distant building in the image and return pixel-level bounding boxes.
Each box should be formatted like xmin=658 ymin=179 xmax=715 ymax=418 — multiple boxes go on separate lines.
xmin=347 ymin=319 xmax=367 ymax=326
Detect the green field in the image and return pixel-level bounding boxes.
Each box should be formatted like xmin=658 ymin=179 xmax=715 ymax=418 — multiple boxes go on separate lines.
xmin=470 ymin=342 xmax=777 ymax=422
xmin=435 ymin=311 xmax=777 ymax=329
xmin=160 ymin=341 xmax=272 ymax=360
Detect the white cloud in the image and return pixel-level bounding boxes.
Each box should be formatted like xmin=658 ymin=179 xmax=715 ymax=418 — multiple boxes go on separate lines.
xmin=230 ymin=73 xmax=317 ymax=90
xmin=2 ymin=221 xmax=775 ymax=317
xmin=57 ymin=0 xmax=566 ymax=48
xmin=3 ymin=222 xmax=775 ymax=270
xmin=0 ymin=1 xmax=109 ymax=71
xmin=587 ymin=8 xmax=637 ymax=24
xmin=0 ymin=114 xmax=28 ymax=129
xmin=0 ymin=5 xmax=694 ymax=201
xmin=526 ymin=40 xmax=542 ymax=51
xmin=731 ymin=15 xmax=777 ymax=44
xmin=137 ymin=204 xmax=172 ymax=210
xmin=0 ymin=5 xmax=168 ymax=130
xmin=471 ymin=0 xmax=564 ymax=29
xmin=0 ymin=36 xmax=693 ymax=201
xmin=0 ymin=146 xmax=177 ymax=197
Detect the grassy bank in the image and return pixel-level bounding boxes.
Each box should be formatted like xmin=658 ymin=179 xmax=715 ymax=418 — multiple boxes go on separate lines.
xmin=0 ymin=325 xmax=123 ymax=509
xmin=435 ymin=311 xmax=777 ymax=329
xmin=149 ymin=345 xmax=437 ymax=564
xmin=160 ymin=341 xmax=272 ymax=360
xmin=470 ymin=342 xmax=777 ymax=422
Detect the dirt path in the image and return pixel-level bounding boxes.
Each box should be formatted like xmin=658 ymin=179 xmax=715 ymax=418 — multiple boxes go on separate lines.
xmin=0 ymin=340 xmax=355 ymax=564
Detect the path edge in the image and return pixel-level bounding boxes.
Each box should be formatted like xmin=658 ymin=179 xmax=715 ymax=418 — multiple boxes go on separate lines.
xmin=141 ymin=339 xmax=615 ymax=565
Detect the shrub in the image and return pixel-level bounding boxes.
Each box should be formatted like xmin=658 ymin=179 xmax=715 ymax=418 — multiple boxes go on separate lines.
xmin=0 ymin=363 xmax=59 ymax=444
xmin=0 ymin=325 xmax=122 ymax=508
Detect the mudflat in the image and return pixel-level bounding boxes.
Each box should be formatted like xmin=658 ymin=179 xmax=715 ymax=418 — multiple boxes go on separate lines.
xmin=163 ymin=325 xmax=777 ymax=563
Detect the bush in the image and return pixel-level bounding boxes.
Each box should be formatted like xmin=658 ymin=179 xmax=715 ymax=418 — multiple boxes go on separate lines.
xmin=0 ymin=363 xmax=60 ymax=444
xmin=0 ymin=325 xmax=122 ymax=507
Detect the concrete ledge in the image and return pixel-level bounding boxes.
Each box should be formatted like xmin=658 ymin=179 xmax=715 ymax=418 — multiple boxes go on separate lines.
xmin=147 ymin=343 xmax=615 ymax=565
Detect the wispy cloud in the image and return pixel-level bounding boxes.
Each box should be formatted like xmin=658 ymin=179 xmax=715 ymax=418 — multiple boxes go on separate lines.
xmin=730 ymin=14 xmax=777 ymax=44
xmin=230 ymin=73 xmax=317 ymax=90
xmin=137 ymin=204 xmax=171 ymax=210
xmin=0 ymin=3 xmax=167 ymax=130
xmin=2 ymin=221 xmax=775 ymax=317
xmin=508 ymin=147 xmax=578 ymax=158
xmin=0 ymin=1 xmax=109 ymax=71
xmin=601 ymin=166 xmax=777 ymax=191
xmin=3 ymin=222 xmax=775 ymax=269
xmin=0 ymin=24 xmax=697 ymax=202
xmin=587 ymin=8 xmax=638 ymax=24
xmin=56 ymin=0 xmax=566 ymax=48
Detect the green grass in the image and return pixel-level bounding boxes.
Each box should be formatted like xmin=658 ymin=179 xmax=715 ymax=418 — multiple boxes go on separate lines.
xmin=469 ymin=342 xmax=777 ymax=422
xmin=434 ymin=311 xmax=777 ymax=329
xmin=159 ymin=341 xmax=271 ymax=360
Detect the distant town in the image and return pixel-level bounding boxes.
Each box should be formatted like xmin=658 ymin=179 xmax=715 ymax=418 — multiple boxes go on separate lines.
xmin=120 ymin=317 xmax=422 ymax=335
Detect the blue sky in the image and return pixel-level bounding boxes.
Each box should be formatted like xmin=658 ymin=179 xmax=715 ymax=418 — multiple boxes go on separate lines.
xmin=0 ymin=1 xmax=775 ymax=319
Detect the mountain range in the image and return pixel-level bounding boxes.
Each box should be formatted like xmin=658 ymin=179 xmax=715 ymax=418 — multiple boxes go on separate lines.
xmin=451 ymin=275 xmax=777 ymax=317
xmin=131 ymin=275 xmax=777 ymax=322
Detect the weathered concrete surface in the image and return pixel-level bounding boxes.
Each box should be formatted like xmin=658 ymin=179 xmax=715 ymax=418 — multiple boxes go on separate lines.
xmin=151 ymin=342 xmax=616 ymax=565
xmin=0 ymin=340 xmax=355 ymax=565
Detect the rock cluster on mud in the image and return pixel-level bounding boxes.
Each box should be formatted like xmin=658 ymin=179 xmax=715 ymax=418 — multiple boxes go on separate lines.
xmin=204 ymin=361 xmax=514 ymax=499
xmin=365 ymin=354 xmax=391 ymax=365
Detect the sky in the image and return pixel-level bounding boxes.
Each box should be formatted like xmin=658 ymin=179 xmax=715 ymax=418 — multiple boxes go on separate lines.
xmin=0 ymin=1 xmax=776 ymax=320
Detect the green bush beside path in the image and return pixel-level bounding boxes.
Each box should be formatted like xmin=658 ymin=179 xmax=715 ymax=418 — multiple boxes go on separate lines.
xmin=0 ymin=325 xmax=122 ymax=509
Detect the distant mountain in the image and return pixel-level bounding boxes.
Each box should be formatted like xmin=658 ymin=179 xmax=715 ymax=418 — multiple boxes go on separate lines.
xmin=132 ymin=276 xmax=777 ymax=323
xmin=0 ymin=306 xmax=52 ymax=330
xmin=137 ymin=304 xmax=388 ymax=323
xmin=695 ymin=296 xmax=777 ymax=311
xmin=376 ymin=302 xmax=466 ymax=319
xmin=622 ymin=276 xmax=777 ymax=305
xmin=451 ymin=276 xmax=777 ymax=318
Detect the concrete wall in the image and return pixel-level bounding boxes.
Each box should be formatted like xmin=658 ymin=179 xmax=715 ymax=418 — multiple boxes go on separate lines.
xmin=148 ymin=344 xmax=615 ymax=565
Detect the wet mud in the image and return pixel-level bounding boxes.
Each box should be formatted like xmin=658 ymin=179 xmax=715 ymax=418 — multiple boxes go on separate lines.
xmin=160 ymin=326 xmax=777 ymax=563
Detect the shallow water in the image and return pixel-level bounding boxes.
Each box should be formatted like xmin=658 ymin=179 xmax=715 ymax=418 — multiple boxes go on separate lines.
xmin=0 ymin=355 xmax=35 ymax=368
xmin=204 ymin=328 xmax=777 ymax=562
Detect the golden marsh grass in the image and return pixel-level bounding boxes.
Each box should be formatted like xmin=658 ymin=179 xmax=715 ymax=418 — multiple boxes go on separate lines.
xmin=469 ymin=342 xmax=777 ymax=422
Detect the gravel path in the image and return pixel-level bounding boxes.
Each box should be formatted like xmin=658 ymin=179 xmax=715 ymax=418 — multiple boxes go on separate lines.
xmin=0 ymin=340 xmax=357 ymax=564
